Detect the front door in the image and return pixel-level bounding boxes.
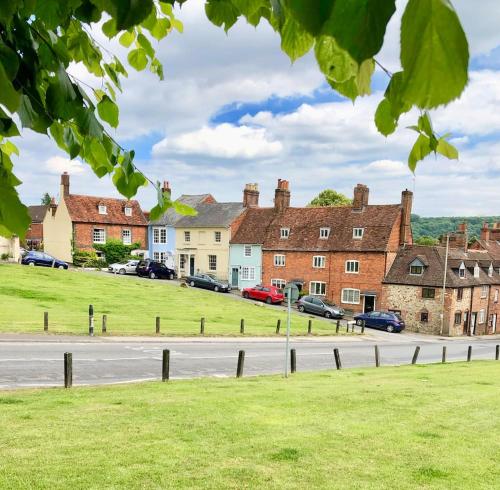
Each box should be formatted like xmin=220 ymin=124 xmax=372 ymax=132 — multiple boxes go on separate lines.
xmin=364 ymin=295 xmax=375 ymax=313
xmin=189 ymin=256 xmax=195 ymax=276
xmin=231 ymin=267 xmax=239 ymax=288
xmin=470 ymin=313 xmax=477 ymax=335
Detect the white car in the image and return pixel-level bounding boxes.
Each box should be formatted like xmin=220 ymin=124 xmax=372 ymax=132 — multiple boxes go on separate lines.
xmin=108 ymin=260 xmax=139 ymax=275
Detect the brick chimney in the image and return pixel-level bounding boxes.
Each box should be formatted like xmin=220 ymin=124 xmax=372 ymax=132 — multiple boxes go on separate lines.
xmin=243 ymin=183 xmax=259 ymax=208
xmin=441 ymin=222 xmax=468 ymax=252
xmin=491 ymin=222 xmax=500 ymax=241
xmin=60 ymin=172 xmax=70 ymax=198
xmin=49 ymin=197 xmax=57 ymax=217
xmin=352 ymin=184 xmax=369 ymax=211
xmin=161 ymin=180 xmax=171 ymax=197
xmin=480 ymin=222 xmax=490 ymax=241
xmin=274 ymin=179 xmax=290 ymax=212
xmin=399 ymin=189 xmax=413 ymax=245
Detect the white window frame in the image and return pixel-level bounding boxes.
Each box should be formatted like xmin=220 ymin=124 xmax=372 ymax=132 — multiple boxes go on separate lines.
xmin=98 ymin=205 xmax=107 ymax=215
xmin=179 ymin=254 xmax=187 ymax=271
xmin=153 ymin=227 xmax=167 ymax=245
xmin=214 ymin=231 xmax=222 ymax=243
xmin=93 ymin=228 xmax=105 ymax=244
xmin=494 ymin=289 xmax=499 ymax=303
xmin=459 ymin=263 xmax=466 ymax=278
xmin=345 ymin=260 xmax=359 ymax=274
xmin=184 ymin=231 xmax=191 ymax=243
xmin=488 ymin=264 xmax=493 ymax=277
xmin=241 ymin=266 xmax=256 ymax=281
xmin=410 ymin=265 xmax=424 ymax=275
xmin=481 ymin=285 xmax=488 ymax=299
xmin=342 ymin=288 xmax=360 ymax=304
xmin=280 ymin=228 xmax=290 ymax=239
xmin=474 ymin=263 xmax=480 ymax=278
xmin=274 ymin=254 xmax=285 ymax=267
xmin=208 ymin=254 xmax=217 ymax=271
xmin=271 ymin=278 xmax=286 ymax=289
xmin=124 ymin=206 xmax=132 ymax=217
xmin=122 ymin=229 xmax=131 ymax=245
xmin=319 ymin=227 xmax=330 ymax=239
xmin=310 ymin=281 xmax=326 ymax=296
xmin=353 ymin=228 xmax=364 ymax=239
xmin=479 ymin=309 xmax=485 ymax=324
xmin=312 ymin=256 xmax=326 ymax=268
xmin=244 ymin=245 xmax=252 ymax=257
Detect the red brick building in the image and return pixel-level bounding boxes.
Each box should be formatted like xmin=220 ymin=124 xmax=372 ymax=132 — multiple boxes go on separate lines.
xmin=25 ymin=205 xmax=48 ymax=250
xmin=231 ymin=180 xmax=413 ymax=313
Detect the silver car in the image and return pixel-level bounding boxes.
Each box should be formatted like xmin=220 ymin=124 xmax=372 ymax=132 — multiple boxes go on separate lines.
xmin=297 ymin=295 xmax=345 ymax=319
xmin=108 ymin=260 xmax=139 ymax=275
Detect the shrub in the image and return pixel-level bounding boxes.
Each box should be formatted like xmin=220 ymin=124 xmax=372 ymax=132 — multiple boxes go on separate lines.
xmin=1 ymin=253 xmax=10 ymax=260
xmin=93 ymin=240 xmax=140 ymax=265
xmin=73 ymin=250 xmax=106 ymax=268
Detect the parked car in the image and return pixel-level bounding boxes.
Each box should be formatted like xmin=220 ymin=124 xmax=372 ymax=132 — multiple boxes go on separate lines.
xmin=354 ymin=311 xmax=405 ymax=333
xmin=136 ymin=260 xmax=176 ymax=280
xmin=242 ymin=285 xmax=284 ymax=304
xmin=297 ymin=295 xmax=344 ymax=319
xmin=108 ymin=260 xmax=139 ymax=275
xmin=21 ymin=251 xmax=68 ymax=269
xmin=185 ymin=273 xmax=230 ymax=293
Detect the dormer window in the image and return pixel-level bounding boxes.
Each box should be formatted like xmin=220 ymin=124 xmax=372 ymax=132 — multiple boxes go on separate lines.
xmin=474 ymin=263 xmax=480 ymax=278
xmin=124 ymin=206 xmax=132 ymax=216
xmin=409 ymin=258 xmax=424 ymax=276
xmin=319 ymin=227 xmax=330 ymax=239
xmin=353 ymin=228 xmax=364 ymax=239
xmin=280 ymin=228 xmax=290 ymax=239
xmin=98 ymin=204 xmax=107 ymax=215
xmin=459 ymin=263 xmax=466 ymax=278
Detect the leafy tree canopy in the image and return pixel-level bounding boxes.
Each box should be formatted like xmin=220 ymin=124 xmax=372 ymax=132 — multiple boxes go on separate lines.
xmin=308 ymin=189 xmax=352 ymax=207
xmin=41 ymin=192 xmax=51 ymax=205
xmin=0 ymin=0 xmax=469 ymax=238
xmin=414 ymin=235 xmax=439 ymax=246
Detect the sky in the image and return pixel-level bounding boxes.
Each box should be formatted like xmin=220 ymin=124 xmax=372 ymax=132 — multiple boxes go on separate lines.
xmin=13 ymin=0 xmax=500 ymax=217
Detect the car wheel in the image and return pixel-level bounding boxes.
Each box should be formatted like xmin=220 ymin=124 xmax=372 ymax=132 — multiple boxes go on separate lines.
xmin=58 ymin=265 xmax=65 ymax=270
xmin=214 ymin=286 xmax=219 ymax=292
xmin=324 ymin=311 xmax=332 ymax=319
xmin=243 ymin=292 xmax=249 ymax=299
xmin=149 ymin=272 xmax=156 ymax=279
xmin=119 ymin=268 xmax=126 ymax=275
xmin=356 ymin=319 xmax=363 ymax=326
xmin=266 ymin=297 xmax=272 ymax=304
xmin=386 ymin=324 xmax=394 ymax=333
xmin=28 ymin=261 xmax=35 ymax=267
xmin=298 ymin=305 xmax=305 ymax=313
xmin=189 ymin=280 xmax=195 ymax=287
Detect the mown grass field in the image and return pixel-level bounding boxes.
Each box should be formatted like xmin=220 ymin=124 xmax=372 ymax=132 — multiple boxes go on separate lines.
xmin=0 ymin=362 xmax=499 ymax=489
xmin=0 ymin=264 xmax=348 ymax=336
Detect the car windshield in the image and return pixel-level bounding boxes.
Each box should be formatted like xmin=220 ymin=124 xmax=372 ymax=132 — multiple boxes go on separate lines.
xmin=207 ymin=274 xmax=216 ymax=280
xmin=395 ymin=313 xmax=403 ymax=321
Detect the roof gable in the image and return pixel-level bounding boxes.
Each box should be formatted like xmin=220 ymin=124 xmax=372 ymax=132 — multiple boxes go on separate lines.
xmin=149 ymin=194 xmax=215 ymax=226
xmin=175 ymin=202 xmax=245 ymax=228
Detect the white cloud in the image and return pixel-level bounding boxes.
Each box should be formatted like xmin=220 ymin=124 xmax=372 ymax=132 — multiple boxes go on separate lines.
xmin=45 ymin=156 xmax=85 ymax=175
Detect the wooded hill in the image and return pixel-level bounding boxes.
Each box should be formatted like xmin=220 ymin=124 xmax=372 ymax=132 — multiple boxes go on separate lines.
xmin=411 ymin=215 xmax=500 ymax=240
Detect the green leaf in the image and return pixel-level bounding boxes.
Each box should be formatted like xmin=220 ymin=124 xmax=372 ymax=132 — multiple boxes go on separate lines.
xmin=0 ymin=62 xmax=20 ymax=112
xmin=408 ymin=133 xmax=432 ymax=172
xmin=45 ymin=65 xmax=78 ymax=120
xmin=97 ymin=95 xmax=119 ymax=128
xmin=76 ymin=109 xmax=103 ymax=139
xmin=324 ymin=0 xmax=395 ymax=63
xmin=150 ymin=58 xmax=164 ymax=80
xmin=127 ymin=48 xmax=148 ymax=71
xmin=170 ymin=17 xmax=183 ymax=33
xmin=173 ymin=201 xmax=197 ymax=216
xmin=205 ymin=0 xmax=240 ymax=32
xmin=280 ymin=15 xmax=314 ymax=62
xmin=0 ymin=42 xmax=20 ymax=81
xmin=63 ymin=126 xmax=81 ymax=159
xmin=49 ymin=122 xmax=66 ymax=151
xmin=326 ymin=58 xmax=373 ymax=101
xmin=150 ymin=18 xmax=171 ymax=40
xmin=375 ymin=98 xmax=397 ymax=136
xmin=315 ymin=35 xmax=357 ymax=82
xmin=283 ymin=0 xmax=334 ymax=36
xmin=113 ymin=168 xmax=146 ymax=199
xmin=384 ymin=71 xmax=412 ymax=119
xmin=119 ymin=31 xmax=136 ymax=48
xmin=418 ymin=112 xmax=433 ymax=137
xmin=113 ymin=0 xmax=154 ymax=31
xmin=436 ymin=138 xmax=458 ymax=160
xmin=0 ymin=107 xmax=19 ymax=137
xmin=137 ymin=33 xmax=154 ymax=58
xmin=0 ymin=0 xmax=18 ymax=27
xmin=102 ymin=18 xmax=118 ymax=38
xmin=17 ymin=95 xmax=51 ymax=133
xmin=400 ymin=0 xmax=469 ymax=109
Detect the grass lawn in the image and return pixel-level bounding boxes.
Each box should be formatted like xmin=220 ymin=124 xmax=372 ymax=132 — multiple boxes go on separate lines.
xmin=0 ymin=362 xmax=499 ymax=489
xmin=0 ymin=264 xmax=349 ymax=336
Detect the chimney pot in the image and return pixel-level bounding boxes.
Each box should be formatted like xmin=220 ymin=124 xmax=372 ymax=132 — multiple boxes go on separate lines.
xmin=60 ymin=173 xmax=70 ymax=197
xmin=352 ymin=184 xmax=369 ymax=211
xmin=274 ymin=179 xmax=290 ymax=212
xmin=243 ymin=183 xmax=259 ymax=208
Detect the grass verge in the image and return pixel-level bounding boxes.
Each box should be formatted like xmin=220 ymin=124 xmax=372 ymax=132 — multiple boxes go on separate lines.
xmin=0 ymin=362 xmax=499 ymax=488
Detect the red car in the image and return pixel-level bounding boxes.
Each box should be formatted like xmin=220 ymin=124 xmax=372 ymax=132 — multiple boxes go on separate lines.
xmin=242 ymin=285 xmax=284 ymax=304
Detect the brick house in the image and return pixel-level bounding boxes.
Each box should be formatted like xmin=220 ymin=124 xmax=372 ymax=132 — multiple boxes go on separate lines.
xmin=470 ymin=221 xmax=500 ymax=258
xmin=25 ymin=205 xmax=48 ymax=250
xmin=43 ymin=173 xmax=148 ymax=262
xmin=231 ymin=180 xmax=413 ymax=313
xmin=382 ymin=245 xmax=500 ymax=335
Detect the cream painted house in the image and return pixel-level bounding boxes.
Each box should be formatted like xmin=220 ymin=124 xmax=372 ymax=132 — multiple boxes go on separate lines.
xmin=43 ymin=190 xmax=73 ymax=262
xmin=0 ymin=235 xmax=20 ymax=262
xmin=175 ymin=202 xmax=246 ymax=280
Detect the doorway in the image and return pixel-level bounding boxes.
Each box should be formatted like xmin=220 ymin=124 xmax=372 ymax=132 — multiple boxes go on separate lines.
xmin=231 ymin=267 xmax=239 ymax=288
xmin=492 ymin=314 xmax=497 ymax=334
xmin=363 ymin=295 xmax=375 ymax=313
xmin=470 ymin=312 xmax=477 ymax=336
xmin=189 ymin=256 xmax=195 ymax=276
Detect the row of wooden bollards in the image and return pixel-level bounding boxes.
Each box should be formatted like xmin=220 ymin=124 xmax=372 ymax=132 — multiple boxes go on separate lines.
xmin=61 ymin=343 xmax=500 ymax=388
xmin=43 ymin=310 xmax=361 ymax=335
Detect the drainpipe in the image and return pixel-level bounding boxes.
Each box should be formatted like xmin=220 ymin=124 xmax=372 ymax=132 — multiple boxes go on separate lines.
xmin=440 ymin=235 xmax=449 ymax=336
xmin=468 ymin=287 xmax=474 ymax=336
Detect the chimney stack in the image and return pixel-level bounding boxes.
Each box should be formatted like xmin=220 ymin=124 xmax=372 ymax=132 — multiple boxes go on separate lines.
xmin=161 ymin=180 xmax=171 ymax=196
xmin=243 ymin=183 xmax=259 ymax=208
xmin=60 ymin=172 xmax=70 ymax=198
xmin=274 ymin=179 xmax=290 ymax=212
xmin=441 ymin=222 xmax=468 ymax=252
xmin=481 ymin=222 xmax=490 ymax=241
xmin=352 ymin=184 xmax=369 ymax=211
xmin=49 ymin=197 xmax=57 ymax=217
xmin=399 ymin=189 xmax=413 ymax=245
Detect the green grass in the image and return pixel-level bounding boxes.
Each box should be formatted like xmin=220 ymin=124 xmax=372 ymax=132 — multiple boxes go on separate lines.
xmin=0 ymin=264 xmax=348 ymax=336
xmin=0 ymin=362 xmax=499 ymax=488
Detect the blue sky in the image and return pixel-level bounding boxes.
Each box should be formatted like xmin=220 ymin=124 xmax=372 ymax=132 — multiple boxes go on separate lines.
xmin=14 ymin=0 xmax=500 ymax=217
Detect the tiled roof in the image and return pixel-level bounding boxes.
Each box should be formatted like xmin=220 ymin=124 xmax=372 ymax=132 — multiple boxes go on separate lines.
xmin=230 ymin=204 xmax=401 ymax=252
xmin=28 ymin=205 xmax=48 ymax=223
xmin=175 ymin=202 xmax=245 ymax=228
xmin=149 ymin=194 xmax=215 ymax=226
xmin=472 ymin=239 xmax=500 ymax=260
xmin=65 ymin=195 xmax=147 ymax=226
xmin=384 ymin=245 xmax=500 ymax=287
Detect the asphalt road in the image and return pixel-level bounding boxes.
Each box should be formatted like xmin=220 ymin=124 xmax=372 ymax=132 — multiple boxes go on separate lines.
xmin=1 ymin=331 xmax=499 ymax=389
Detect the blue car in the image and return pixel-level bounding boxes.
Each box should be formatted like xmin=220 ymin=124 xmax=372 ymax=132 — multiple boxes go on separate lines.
xmin=21 ymin=251 xmax=68 ymax=269
xmin=354 ymin=311 xmax=405 ymax=333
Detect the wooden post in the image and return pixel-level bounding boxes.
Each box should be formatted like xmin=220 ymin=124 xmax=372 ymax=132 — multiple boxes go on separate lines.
xmin=442 ymin=345 xmax=447 ymax=363
xmin=467 ymin=345 xmax=472 ymax=362
xmin=336 ymin=320 xmax=340 ymax=334
xmin=307 ymin=319 xmax=312 ymax=335
xmin=236 ymin=350 xmax=245 ymax=378
xmin=374 ymin=345 xmax=380 ymax=367
xmin=361 ymin=320 xmax=365 ymax=334
xmin=240 ymin=318 xmax=245 ymax=334
xmin=64 ymin=352 xmax=72 ymax=388
xmin=43 ymin=311 xmax=48 ymax=332
xmin=162 ymin=349 xmax=170 ymax=382
xmin=333 ymin=348 xmax=342 ymax=370
xmin=88 ymin=304 xmax=94 ymax=336
xmin=411 ymin=346 xmax=420 ymax=365
xmin=156 ymin=316 xmax=160 ymax=334
xmin=276 ymin=319 xmax=281 ymax=334
xmin=290 ymin=348 xmax=296 ymax=373
xmin=102 ymin=314 xmax=107 ymax=334
xmin=496 ymin=345 xmax=499 ymax=361
xmin=200 ymin=317 xmax=205 ymax=335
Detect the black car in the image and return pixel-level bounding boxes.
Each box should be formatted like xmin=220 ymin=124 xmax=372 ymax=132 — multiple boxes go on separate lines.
xmin=297 ymin=295 xmax=344 ymax=319
xmin=21 ymin=251 xmax=68 ymax=269
xmin=136 ymin=260 xmax=176 ymax=280
xmin=354 ymin=311 xmax=405 ymax=333
xmin=185 ymin=273 xmax=230 ymax=293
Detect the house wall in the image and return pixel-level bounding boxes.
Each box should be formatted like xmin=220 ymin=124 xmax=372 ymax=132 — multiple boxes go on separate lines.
xmin=175 ymin=227 xmax=230 ymax=280
xmin=488 ymin=285 xmax=500 ymax=334
xmin=148 ymin=225 xmax=176 ymax=262
xmin=73 ymin=223 xmax=147 ymax=252
xmin=229 ymin=244 xmax=262 ymax=289
xmin=25 ymin=222 xmax=44 ymax=249
xmin=0 ymin=236 xmax=20 ymax=261
xmin=43 ymin=200 xmax=73 ymax=262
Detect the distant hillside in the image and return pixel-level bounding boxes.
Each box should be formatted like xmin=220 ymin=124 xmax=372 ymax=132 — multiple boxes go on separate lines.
xmin=411 ymin=215 xmax=500 ymax=240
